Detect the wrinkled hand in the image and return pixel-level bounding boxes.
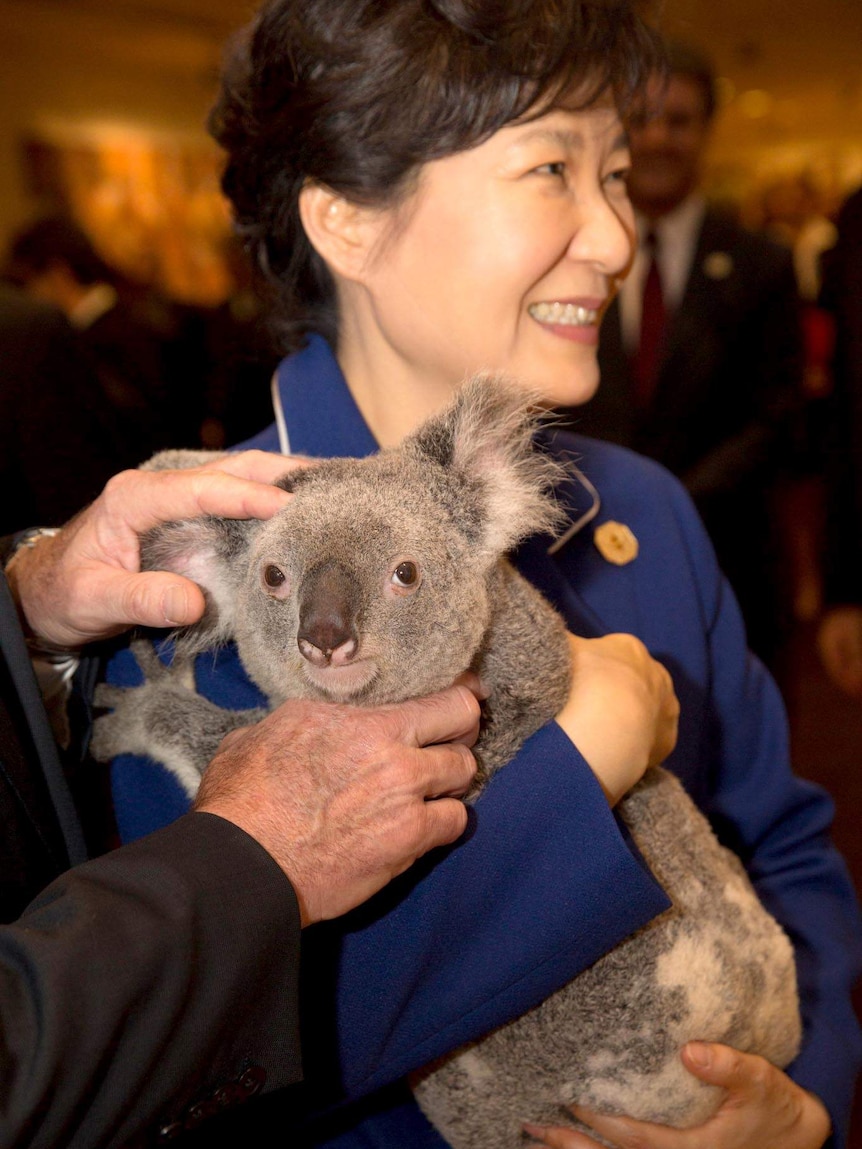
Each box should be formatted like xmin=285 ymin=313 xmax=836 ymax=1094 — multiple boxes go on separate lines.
xmin=195 ymin=683 xmax=481 ymax=925
xmin=555 ymin=632 xmax=679 ymax=805
xmin=6 ymin=451 xmax=305 ymax=649
xmin=817 ymin=606 xmax=862 ymax=697
xmin=523 ymin=1043 xmax=831 ymax=1149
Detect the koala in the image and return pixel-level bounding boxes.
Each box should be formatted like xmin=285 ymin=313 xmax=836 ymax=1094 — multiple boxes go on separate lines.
xmin=91 ymin=378 xmax=573 ymax=790
xmin=91 ymin=376 xmax=801 ymax=1149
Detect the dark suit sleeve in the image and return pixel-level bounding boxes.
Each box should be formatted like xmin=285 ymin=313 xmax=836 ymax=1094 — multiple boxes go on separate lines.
xmin=0 ymin=812 xmax=303 ymax=1149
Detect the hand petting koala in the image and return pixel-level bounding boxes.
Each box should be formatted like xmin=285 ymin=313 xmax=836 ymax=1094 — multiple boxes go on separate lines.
xmin=91 ymin=376 xmax=801 ymax=1149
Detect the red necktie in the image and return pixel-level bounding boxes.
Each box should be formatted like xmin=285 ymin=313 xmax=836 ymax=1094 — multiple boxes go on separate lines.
xmin=634 ymin=231 xmax=666 ymax=405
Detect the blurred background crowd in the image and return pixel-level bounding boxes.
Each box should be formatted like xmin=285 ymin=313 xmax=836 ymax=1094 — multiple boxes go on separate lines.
xmin=2 ymin=0 xmax=862 ymax=1134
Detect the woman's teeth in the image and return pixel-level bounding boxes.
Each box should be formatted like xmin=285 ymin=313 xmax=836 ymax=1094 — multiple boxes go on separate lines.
xmin=528 ymin=302 xmax=599 ymax=326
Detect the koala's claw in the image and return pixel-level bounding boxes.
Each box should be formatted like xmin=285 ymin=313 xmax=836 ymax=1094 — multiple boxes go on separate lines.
xmin=92 ymin=640 xmax=195 ymax=720
xmin=90 ymin=639 xmax=207 ymax=789
xmin=129 ymin=637 xmax=195 ymax=690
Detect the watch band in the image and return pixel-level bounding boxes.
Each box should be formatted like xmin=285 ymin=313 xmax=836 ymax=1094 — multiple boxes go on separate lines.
xmin=2 ymin=526 xmax=63 ymax=570
xmin=2 ymin=527 xmax=80 ymax=660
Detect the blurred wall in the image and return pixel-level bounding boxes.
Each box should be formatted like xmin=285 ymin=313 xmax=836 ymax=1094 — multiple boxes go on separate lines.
xmin=659 ymin=0 xmax=862 ymax=210
xmin=1 ymin=0 xmax=861 ymax=295
xmin=0 ymin=0 xmax=244 ymax=253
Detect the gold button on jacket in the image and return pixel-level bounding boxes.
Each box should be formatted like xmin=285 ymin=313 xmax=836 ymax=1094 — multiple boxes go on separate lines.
xmin=594 ymin=521 xmax=639 ymax=566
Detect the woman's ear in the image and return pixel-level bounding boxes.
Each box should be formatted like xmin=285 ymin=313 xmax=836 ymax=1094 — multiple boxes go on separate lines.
xmin=299 ymin=182 xmax=381 ymax=282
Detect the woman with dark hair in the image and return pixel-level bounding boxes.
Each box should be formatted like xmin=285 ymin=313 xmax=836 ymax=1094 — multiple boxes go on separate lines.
xmin=102 ymin=1 xmax=861 ymax=1147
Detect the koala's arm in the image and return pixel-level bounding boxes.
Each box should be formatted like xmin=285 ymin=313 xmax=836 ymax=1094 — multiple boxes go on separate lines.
xmin=471 ymin=560 xmax=572 ymax=788
xmin=91 ymin=639 xmax=266 ymax=797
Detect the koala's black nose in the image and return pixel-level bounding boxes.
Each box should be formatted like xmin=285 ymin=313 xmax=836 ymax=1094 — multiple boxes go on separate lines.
xmin=298 ymin=561 xmax=359 ymax=668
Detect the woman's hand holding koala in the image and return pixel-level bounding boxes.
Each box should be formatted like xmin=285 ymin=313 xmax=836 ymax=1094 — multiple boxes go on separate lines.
xmin=523 ymin=1042 xmax=831 ymax=1149
xmin=555 ymin=632 xmax=680 ymax=805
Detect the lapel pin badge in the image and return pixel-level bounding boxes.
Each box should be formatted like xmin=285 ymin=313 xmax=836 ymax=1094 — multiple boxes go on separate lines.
xmin=703 ymin=251 xmax=734 ymax=280
xmin=594 ymin=521 xmax=639 ymax=566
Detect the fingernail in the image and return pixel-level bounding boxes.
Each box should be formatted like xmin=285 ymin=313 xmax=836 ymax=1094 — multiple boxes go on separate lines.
xmin=686 ymin=1040 xmax=712 ymax=1069
xmin=163 ymin=584 xmax=189 ymax=626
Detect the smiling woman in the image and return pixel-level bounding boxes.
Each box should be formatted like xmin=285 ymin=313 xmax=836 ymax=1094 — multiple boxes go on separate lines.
xmin=298 ymin=103 xmax=634 ymax=442
xmin=96 ymin=2 xmax=861 ymax=1148
xmin=211 ymin=0 xmax=657 ymax=349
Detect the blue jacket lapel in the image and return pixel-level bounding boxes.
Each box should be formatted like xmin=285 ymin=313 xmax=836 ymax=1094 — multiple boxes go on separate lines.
xmin=276 ymin=335 xmax=379 ymax=459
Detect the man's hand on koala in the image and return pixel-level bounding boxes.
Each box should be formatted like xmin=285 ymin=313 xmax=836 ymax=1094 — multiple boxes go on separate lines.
xmin=5 ymin=450 xmax=304 ymax=649
xmin=194 ymin=682 xmax=482 ymax=925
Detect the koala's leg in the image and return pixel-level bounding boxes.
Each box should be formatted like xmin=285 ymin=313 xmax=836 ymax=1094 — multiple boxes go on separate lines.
xmin=92 ymin=639 xmax=266 ymax=798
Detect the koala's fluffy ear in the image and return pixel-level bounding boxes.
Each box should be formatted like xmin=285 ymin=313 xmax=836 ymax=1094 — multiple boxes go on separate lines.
xmin=404 ymin=375 xmax=568 ymax=556
xmin=140 ymin=516 xmax=261 ymax=653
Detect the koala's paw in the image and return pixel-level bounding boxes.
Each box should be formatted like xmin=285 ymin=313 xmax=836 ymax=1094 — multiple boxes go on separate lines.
xmin=91 ymin=640 xmax=216 ymax=797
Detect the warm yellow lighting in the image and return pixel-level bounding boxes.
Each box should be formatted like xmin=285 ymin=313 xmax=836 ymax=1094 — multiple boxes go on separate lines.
xmin=716 ymin=76 xmax=737 ymax=109
xmin=737 ymin=89 xmax=775 ymax=119
xmin=24 ymin=122 xmax=232 ymax=306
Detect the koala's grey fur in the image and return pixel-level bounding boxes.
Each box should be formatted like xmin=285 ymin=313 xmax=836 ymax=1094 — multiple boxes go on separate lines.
xmin=90 ymin=377 xmax=801 ymax=1148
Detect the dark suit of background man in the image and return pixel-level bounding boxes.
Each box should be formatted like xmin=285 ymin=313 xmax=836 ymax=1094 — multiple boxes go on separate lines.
xmin=4 ymin=216 xmax=204 ymax=468
xmin=0 ymin=283 xmax=127 ymax=536
xmin=817 ymin=185 xmax=862 ymax=697
xmin=561 ymin=42 xmax=804 ymax=666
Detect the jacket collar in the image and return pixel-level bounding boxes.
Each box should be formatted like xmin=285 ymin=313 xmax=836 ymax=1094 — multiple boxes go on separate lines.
xmin=270 ymin=335 xmax=601 ymax=536
xmin=270 ymin=334 xmax=379 ymax=460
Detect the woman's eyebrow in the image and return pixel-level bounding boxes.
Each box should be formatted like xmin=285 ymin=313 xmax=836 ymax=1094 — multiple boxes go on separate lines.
xmin=510 ymin=127 xmax=631 ymax=152
xmin=512 ymin=127 xmax=585 ymax=150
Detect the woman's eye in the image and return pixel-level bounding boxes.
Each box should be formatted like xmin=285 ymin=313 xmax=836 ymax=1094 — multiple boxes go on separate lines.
xmin=533 ymin=161 xmax=566 ymax=178
xmin=391 ymin=561 xmax=419 ymax=588
xmin=263 ymin=564 xmax=286 ymax=588
xmin=604 ymin=165 xmax=631 ymax=188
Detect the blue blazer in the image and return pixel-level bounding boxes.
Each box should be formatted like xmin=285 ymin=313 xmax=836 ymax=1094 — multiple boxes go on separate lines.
xmin=107 ymin=335 xmax=862 ymax=1148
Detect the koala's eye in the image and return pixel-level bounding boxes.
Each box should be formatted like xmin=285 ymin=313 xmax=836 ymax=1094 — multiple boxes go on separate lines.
xmin=263 ymin=564 xmax=286 ymax=589
xmin=391 ymin=561 xmax=419 ymax=589
xmin=262 ymin=563 xmax=290 ymax=600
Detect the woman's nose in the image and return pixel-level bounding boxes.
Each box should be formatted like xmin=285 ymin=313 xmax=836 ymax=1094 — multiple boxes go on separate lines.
xmin=567 ymin=194 xmax=635 ymax=280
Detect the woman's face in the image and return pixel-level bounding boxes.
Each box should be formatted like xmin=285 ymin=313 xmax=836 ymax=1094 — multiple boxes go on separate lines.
xmin=347 ymin=100 xmax=635 ymax=410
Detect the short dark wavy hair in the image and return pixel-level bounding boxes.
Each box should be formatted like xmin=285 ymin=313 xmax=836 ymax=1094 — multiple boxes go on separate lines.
xmin=210 ymin=0 xmax=663 ymax=352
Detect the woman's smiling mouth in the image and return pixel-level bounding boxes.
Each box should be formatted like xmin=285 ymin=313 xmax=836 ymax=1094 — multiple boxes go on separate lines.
xmin=528 ymin=301 xmax=600 ymax=326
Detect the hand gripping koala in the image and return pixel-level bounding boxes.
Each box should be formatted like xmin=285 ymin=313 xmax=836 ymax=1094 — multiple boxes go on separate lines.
xmin=91 ymin=378 xmax=801 ymax=1149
